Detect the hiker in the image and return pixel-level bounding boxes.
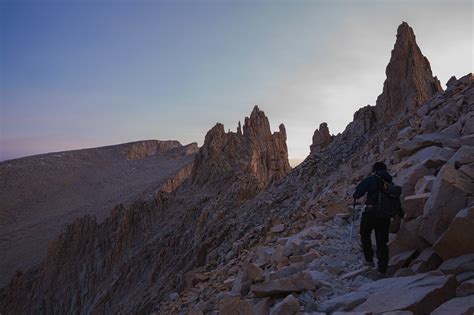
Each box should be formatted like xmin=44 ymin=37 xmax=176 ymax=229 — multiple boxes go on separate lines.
xmin=353 ymin=162 xmax=404 ymax=274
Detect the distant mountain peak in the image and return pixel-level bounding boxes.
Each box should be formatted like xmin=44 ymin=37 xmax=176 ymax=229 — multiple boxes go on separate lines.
xmin=374 ymin=21 xmax=442 ymax=123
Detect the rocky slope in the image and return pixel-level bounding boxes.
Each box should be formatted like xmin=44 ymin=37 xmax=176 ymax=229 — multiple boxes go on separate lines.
xmin=0 ymin=140 xmax=198 ymax=287
xmin=157 ymin=22 xmax=474 ymax=314
xmin=1 ymin=22 xmax=473 ymax=315
xmin=0 ymin=108 xmax=291 ymax=314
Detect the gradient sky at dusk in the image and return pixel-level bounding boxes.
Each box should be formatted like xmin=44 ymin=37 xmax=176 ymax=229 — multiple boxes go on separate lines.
xmin=1 ymin=0 xmax=472 ymax=163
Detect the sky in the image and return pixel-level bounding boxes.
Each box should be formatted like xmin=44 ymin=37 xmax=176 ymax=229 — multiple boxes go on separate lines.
xmin=1 ymin=0 xmax=473 ymax=164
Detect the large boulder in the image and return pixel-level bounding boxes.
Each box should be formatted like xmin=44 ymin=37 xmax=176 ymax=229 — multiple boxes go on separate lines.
xmin=250 ymin=270 xmax=319 ymax=297
xmin=460 ymin=134 xmax=474 ymax=147
xmin=433 ymin=206 xmax=474 ymax=260
xmin=269 ymin=294 xmax=300 ymax=315
xmin=456 ymin=279 xmax=474 ymax=297
xmin=321 ymin=273 xmax=457 ymax=314
xmin=439 ymin=254 xmax=474 ymax=275
xmin=394 ymin=164 xmax=432 ymax=199
xmin=447 ymin=146 xmax=474 ymax=169
xmin=405 ymin=146 xmax=442 ymax=165
xmin=431 ymin=294 xmax=474 ymax=315
xmin=409 ymin=247 xmax=442 ymax=273
xmin=396 ymin=133 xmax=451 ymax=159
xmin=419 ymin=164 xmax=474 ymax=245
xmin=403 ymin=193 xmax=430 ymax=221
xmin=459 ymin=163 xmax=474 ymax=180
xmin=219 ymin=297 xmax=271 ymax=315
xmin=388 ymin=250 xmax=419 ymax=272
xmin=414 ymin=176 xmax=436 ymax=194
xmin=389 ymin=217 xmax=428 ymax=257
xmin=244 ymin=263 xmax=265 ymax=282
xmin=462 ymin=112 xmax=474 ymax=135
xmin=422 ymin=147 xmax=456 ymax=169
xmin=318 ymin=291 xmax=370 ymax=313
xmin=352 ymin=273 xmax=457 ymax=314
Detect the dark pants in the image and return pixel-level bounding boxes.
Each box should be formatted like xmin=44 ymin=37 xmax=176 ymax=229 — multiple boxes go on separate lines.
xmin=360 ymin=210 xmax=391 ymax=272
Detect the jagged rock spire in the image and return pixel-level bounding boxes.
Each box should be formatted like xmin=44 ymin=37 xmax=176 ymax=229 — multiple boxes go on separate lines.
xmin=310 ymin=122 xmax=332 ymax=153
xmin=191 ymin=106 xmax=290 ymax=188
xmin=375 ymin=22 xmax=442 ymax=122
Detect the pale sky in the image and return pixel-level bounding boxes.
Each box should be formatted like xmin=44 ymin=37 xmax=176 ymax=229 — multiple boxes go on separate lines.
xmin=1 ymin=0 xmax=472 ymax=163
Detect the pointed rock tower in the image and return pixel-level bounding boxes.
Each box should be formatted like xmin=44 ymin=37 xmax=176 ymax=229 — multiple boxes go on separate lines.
xmin=191 ymin=106 xmax=291 ymax=188
xmin=375 ymin=22 xmax=442 ymax=122
xmin=310 ymin=122 xmax=333 ymax=153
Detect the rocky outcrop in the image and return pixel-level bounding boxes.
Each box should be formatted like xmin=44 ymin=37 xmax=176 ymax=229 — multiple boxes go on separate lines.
xmin=433 ymin=206 xmax=474 ymax=260
xmin=374 ymin=22 xmax=442 ymax=122
xmin=310 ymin=122 xmax=333 ymax=153
xmin=439 ymin=254 xmax=474 ymax=275
xmin=319 ymin=273 xmax=457 ymax=313
xmin=346 ymin=105 xmax=377 ymax=136
xmin=159 ymin=162 xmax=194 ymax=193
xmin=191 ymin=106 xmax=291 ymax=189
xmin=126 ymin=140 xmax=183 ymax=160
xmin=419 ymin=164 xmax=474 ymax=245
xmin=431 ymin=294 xmax=474 ymax=315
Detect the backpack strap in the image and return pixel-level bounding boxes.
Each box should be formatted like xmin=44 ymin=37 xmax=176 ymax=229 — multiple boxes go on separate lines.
xmin=375 ymin=175 xmax=383 ymax=206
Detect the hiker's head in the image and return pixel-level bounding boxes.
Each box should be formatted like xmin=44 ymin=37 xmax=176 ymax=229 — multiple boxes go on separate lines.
xmin=372 ymin=162 xmax=387 ymax=173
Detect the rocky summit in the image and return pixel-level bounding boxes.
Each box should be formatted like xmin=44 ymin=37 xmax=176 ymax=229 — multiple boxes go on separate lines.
xmin=192 ymin=106 xmax=291 ymax=190
xmin=1 ymin=22 xmax=474 ymax=315
xmin=374 ymin=22 xmax=442 ymax=123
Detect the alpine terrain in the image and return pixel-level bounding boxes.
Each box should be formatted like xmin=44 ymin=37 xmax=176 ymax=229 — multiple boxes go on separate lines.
xmin=1 ymin=22 xmax=473 ymax=315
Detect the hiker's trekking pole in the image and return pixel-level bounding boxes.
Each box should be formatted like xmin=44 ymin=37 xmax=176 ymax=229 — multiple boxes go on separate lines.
xmin=348 ymin=198 xmax=357 ymax=250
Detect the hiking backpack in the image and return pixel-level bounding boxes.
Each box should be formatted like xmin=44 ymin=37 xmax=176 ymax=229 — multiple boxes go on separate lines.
xmin=375 ymin=175 xmax=403 ymax=218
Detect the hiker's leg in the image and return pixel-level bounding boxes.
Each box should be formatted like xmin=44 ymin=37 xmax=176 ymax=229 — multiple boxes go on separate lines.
xmin=360 ymin=212 xmax=374 ymax=263
xmin=375 ymin=217 xmax=391 ymax=273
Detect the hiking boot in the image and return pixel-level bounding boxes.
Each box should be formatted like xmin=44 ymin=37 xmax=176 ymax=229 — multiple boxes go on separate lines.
xmin=365 ymin=260 xmax=375 ymax=268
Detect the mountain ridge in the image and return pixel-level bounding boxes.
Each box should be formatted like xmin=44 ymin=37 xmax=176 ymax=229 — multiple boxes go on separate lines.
xmin=1 ymin=22 xmax=473 ymax=315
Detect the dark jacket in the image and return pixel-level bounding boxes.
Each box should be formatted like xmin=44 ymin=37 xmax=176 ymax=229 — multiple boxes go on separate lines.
xmin=353 ymin=171 xmax=393 ymax=206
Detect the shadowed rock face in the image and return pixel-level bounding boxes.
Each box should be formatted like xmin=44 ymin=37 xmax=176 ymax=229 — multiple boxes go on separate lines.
xmin=192 ymin=105 xmax=291 ymax=188
xmin=0 ymin=106 xmax=291 ymax=315
xmin=126 ymin=140 xmax=182 ymax=160
xmin=312 ymin=22 xmax=442 ymax=145
xmin=0 ymin=140 xmax=198 ymax=288
xmin=310 ymin=123 xmax=332 ymax=153
xmin=374 ymin=22 xmax=442 ymax=122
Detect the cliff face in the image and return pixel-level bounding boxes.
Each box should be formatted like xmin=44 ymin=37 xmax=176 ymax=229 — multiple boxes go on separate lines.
xmin=192 ymin=106 xmax=291 ymax=188
xmin=374 ymin=22 xmax=442 ymax=122
xmin=126 ymin=140 xmax=183 ymax=160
